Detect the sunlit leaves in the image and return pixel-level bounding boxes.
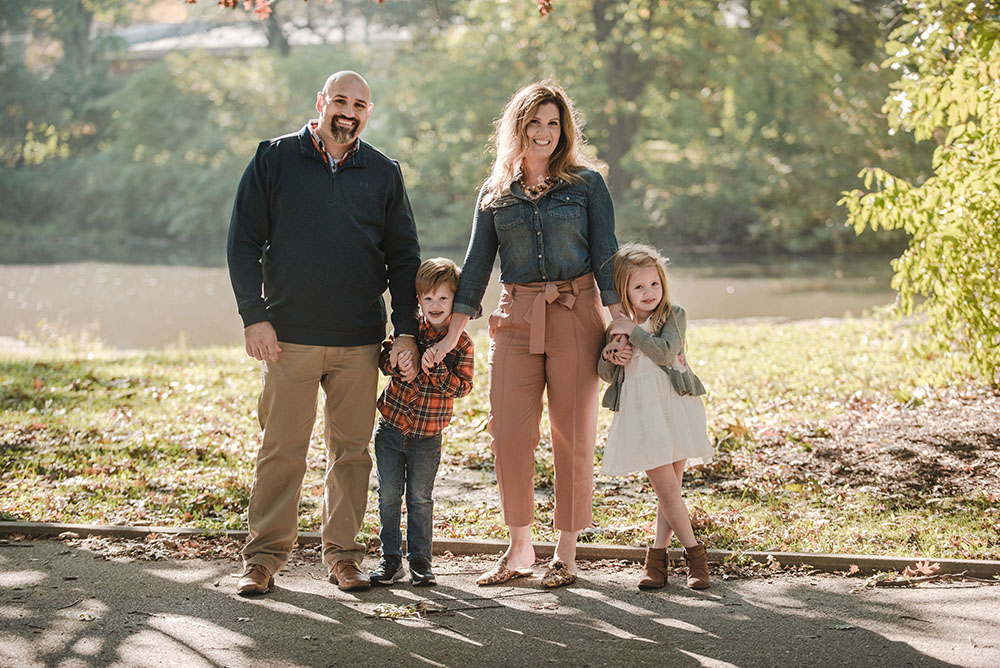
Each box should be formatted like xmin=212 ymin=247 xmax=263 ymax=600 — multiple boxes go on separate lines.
xmin=842 ymin=0 xmax=1000 ymax=384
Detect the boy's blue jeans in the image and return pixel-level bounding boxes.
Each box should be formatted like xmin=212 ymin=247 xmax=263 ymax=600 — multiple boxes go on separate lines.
xmin=373 ymin=417 xmax=442 ymax=563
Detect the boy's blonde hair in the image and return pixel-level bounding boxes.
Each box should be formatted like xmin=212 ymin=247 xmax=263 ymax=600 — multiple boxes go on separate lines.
xmin=612 ymin=242 xmax=672 ymax=331
xmin=416 ymin=257 xmax=461 ymax=296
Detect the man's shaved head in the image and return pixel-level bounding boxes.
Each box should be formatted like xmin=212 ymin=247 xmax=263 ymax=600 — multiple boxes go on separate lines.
xmin=322 ymin=71 xmax=371 ymax=103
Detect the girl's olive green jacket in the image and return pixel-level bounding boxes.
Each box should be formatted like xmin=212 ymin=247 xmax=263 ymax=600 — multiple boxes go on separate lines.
xmin=597 ymin=305 xmax=706 ymax=412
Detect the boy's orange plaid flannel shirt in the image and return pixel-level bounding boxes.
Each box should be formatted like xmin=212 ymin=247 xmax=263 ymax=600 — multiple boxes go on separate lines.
xmin=376 ymin=318 xmax=474 ymax=437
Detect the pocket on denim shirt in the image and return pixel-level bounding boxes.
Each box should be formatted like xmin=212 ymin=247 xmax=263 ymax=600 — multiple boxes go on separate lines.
xmin=548 ymin=191 xmax=587 ymax=221
xmin=490 ymin=195 xmax=524 ymax=230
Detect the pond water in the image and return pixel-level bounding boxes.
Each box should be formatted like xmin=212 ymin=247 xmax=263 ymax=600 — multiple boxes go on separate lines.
xmin=1 ymin=257 xmax=897 ymax=350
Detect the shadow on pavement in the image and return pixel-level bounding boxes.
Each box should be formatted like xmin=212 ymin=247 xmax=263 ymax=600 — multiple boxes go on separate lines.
xmin=2 ymin=539 xmax=996 ymax=667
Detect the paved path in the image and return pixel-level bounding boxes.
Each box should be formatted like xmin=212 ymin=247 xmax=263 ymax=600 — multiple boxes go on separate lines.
xmin=2 ymin=539 xmax=999 ymax=667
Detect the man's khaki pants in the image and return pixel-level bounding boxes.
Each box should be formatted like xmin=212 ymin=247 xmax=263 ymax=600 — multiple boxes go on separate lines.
xmin=241 ymin=342 xmax=379 ymax=575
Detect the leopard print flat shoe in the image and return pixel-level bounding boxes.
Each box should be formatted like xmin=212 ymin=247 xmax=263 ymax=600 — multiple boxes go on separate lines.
xmin=476 ymin=555 xmax=534 ymax=586
xmin=541 ymin=560 xmax=577 ymax=588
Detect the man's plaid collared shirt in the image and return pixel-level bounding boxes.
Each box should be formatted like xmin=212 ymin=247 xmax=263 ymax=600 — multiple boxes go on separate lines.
xmin=307 ymin=121 xmax=359 ymax=171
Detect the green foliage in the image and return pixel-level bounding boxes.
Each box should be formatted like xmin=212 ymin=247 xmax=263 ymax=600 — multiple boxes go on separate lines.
xmin=0 ymin=48 xmax=365 ymax=245
xmin=841 ymin=1 xmax=1000 ymax=384
xmin=77 ymin=51 xmax=294 ymax=240
xmin=0 ymin=0 xmax=932 ymax=254
xmin=373 ymin=0 xmax=930 ymax=252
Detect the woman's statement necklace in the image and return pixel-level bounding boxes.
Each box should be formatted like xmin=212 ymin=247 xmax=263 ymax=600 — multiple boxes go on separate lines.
xmin=519 ymin=174 xmax=555 ymax=199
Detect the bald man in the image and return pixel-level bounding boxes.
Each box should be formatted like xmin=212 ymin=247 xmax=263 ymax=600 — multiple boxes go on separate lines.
xmin=228 ymin=71 xmax=421 ymax=594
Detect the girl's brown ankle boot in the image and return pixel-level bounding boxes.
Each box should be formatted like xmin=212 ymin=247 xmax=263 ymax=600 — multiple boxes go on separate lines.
xmin=638 ymin=547 xmax=669 ymax=590
xmin=683 ymin=543 xmax=710 ymax=589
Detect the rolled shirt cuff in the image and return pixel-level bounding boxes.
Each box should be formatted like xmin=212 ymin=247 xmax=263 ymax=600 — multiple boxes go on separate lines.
xmin=452 ymin=302 xmax=483 ymax=319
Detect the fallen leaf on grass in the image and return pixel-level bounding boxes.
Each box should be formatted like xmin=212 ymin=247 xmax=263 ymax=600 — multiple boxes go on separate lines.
xmin=77 ymin=612 xmax=98 ymax=621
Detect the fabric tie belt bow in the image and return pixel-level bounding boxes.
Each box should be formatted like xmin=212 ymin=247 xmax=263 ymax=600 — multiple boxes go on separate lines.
xmin=523 ymin=279 xmax=580 ymax=354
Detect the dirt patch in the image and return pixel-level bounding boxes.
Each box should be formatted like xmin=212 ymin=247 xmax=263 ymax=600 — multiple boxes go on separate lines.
xmin=435 ymin=389 xmax=1000 ymax=509
xmin=740 ymin=389 xmax=1000 ymax=502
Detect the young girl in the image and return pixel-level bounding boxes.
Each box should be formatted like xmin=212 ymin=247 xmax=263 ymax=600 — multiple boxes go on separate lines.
xmin=598 ymin=242 xmax=714 ymax=590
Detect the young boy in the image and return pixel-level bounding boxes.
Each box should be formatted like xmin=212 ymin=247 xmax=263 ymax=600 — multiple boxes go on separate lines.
xmin=370 ymin=257 xmax=475 ymax=586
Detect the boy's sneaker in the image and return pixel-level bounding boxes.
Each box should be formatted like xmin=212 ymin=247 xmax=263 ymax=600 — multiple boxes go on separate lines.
xmin=409 ymin=557 xmax=436 ymax=587
xmin=369 ymin=558 xmax=405 ymax=586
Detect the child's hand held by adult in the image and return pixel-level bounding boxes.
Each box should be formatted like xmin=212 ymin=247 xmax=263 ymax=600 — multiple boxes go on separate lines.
xmin=390 ymin=336 xmax=419 ymax=382
xmin=397 ymin=350 xmax=413 ymax=374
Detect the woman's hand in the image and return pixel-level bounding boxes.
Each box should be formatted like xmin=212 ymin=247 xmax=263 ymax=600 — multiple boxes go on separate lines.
xmin=422 ymin=331 xmax=460 ymax=372
xmin=602 ymin=336 xmax=632 ymax=366
xmin=420 ymin=345 xmax=441 ymax=373
xmin=422 ymin=313 xmax=471 ymax=373
xmin=611 ymin=341 xmax=633 ymax=365
xmin=608 ymin=317 xmax=636 ymax=337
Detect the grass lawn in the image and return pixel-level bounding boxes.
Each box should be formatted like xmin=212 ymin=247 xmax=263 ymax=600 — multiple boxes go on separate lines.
xmin=2 ymin=314 xmax=998 ymax=560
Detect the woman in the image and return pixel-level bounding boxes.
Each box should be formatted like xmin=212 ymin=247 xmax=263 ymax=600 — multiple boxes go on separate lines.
xmin=425 ymin=81 xmax=624 ymax=587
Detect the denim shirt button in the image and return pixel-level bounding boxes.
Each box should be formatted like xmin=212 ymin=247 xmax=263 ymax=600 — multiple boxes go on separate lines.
xmin=537 ymin=254 xmax=542 ymax=259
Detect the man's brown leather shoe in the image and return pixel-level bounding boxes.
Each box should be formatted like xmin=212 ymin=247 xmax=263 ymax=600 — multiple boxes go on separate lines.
xmin=329 ymin=559 xmax=370 ymax=591
xmin=237 ymin=564 xmax=274 ymax=596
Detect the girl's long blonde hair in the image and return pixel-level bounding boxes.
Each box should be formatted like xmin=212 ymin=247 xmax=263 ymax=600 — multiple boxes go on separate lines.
xmin=613 ymin=242 xmax=672 ymax=331
xmin=480 ymin=81 xmax=596 ymax=208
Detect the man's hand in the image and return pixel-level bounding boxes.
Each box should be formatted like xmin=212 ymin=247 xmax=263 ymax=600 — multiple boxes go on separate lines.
xmin=244 ymin=321 xmax=281 ymax=362
xmin=390 ymin=335 xmax=419 ymax=382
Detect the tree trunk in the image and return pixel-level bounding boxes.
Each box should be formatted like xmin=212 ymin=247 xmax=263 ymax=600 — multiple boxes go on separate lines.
xmin=590 ymin=0 xmax=649 ymax=202
xmin=59 ymin=1 xmax=95 ymax=80
xmin=264 ymin=0 xmax=290 ymax=55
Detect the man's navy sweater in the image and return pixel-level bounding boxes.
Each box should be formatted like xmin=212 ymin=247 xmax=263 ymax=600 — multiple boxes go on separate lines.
xmin=227 ymin=124 xmax=420 ymax=346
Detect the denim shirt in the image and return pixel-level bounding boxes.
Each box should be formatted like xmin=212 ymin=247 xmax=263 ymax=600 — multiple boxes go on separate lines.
xmin=453 ymin=168 xmax=620 ymax=316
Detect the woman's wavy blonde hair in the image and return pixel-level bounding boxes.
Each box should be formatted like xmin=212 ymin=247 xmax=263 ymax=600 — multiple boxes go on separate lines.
xmin=612 ymin=242 xmax=672 ymax=331
xmin=480 ymin=81 xmax=596 ymax=208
